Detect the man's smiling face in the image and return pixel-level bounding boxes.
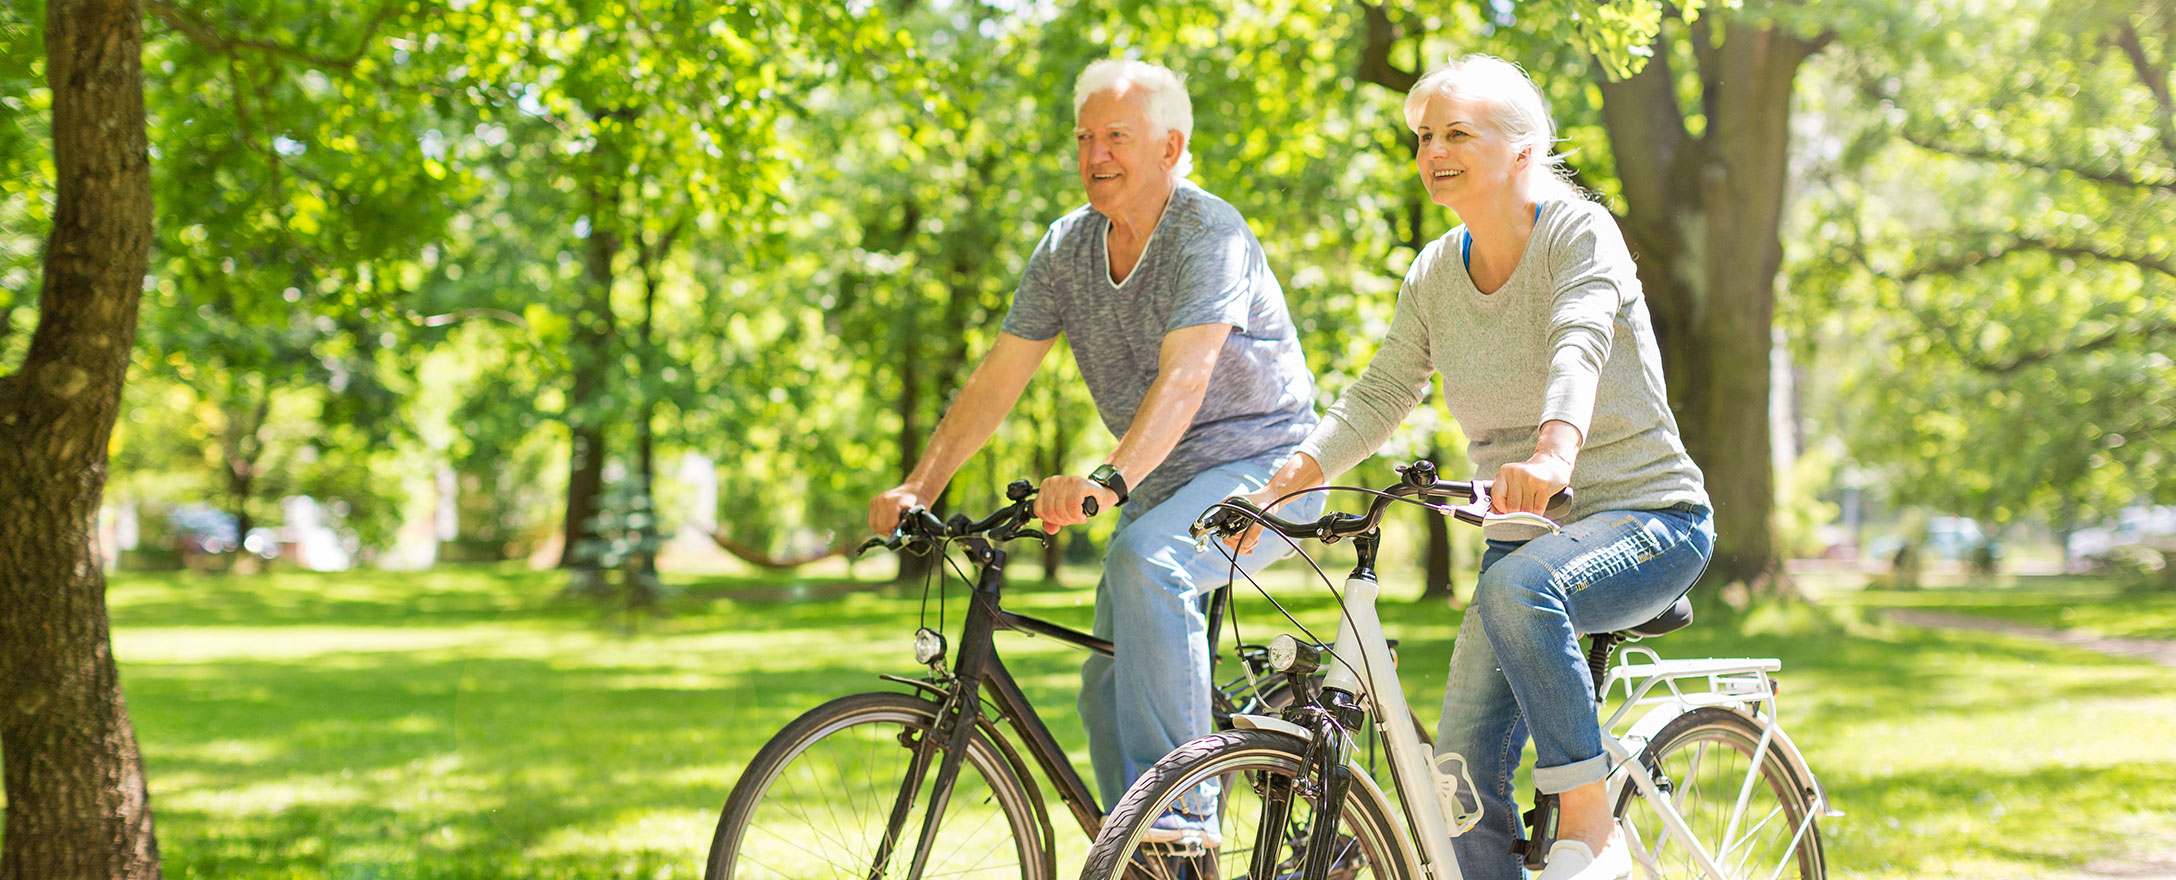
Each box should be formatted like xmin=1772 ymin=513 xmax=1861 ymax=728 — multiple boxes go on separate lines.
xmin=1075 ymin=85 xmax=1177 ymax=217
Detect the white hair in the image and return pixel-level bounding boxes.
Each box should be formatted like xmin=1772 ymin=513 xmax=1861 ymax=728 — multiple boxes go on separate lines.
xmin=1073 ymin=59 xmax=1195 ymax=179
xmin=1403 ymin=55 xmax=1582 ymax=201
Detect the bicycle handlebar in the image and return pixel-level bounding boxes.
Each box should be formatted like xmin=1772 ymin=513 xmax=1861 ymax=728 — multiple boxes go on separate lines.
xmin=858 ymin=479 xmax=1055 ymax=557
xmin=1189 ymin=459 xmax=1573 ymax=544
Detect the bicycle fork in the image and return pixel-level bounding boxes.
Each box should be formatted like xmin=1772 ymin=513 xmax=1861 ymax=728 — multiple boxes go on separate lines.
xmin=874 ymin=585 xmax=1002 ymax=880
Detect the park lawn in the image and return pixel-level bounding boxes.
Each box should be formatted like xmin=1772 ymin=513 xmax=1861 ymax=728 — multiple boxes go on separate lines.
xmin=1826 ymin=576 xmax=2176 ymax=641
xmin=10 ymin=562 xmax=2167 ymax=878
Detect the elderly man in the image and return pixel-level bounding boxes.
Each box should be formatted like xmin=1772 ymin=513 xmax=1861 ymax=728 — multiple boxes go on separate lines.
xmin=868 ymin=58 xmax=1320 ymax=841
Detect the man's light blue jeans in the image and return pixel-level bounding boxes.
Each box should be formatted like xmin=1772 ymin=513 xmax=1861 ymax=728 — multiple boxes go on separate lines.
xmin=1440 ymin=504 xmax=1715 ymax=880
xmin=1077 ymin=450 xmax=1324 ymax=815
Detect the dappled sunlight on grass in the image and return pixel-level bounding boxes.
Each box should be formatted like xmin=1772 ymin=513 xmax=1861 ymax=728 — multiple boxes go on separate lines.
xmin=83 ymin=564 xmax=2176 ymax=878
xmin=1826 ymin=576 xmax=2176 ymax=641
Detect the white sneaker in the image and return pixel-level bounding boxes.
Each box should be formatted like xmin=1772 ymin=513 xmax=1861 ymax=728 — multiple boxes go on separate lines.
xmin=1138 ymin=810 xmax=1222 ymax=849
xmin=1536 ymin=829 xmax=1631 ymax=880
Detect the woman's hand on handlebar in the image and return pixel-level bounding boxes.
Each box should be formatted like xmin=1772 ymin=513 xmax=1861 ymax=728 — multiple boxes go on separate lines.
xmin=1491 ymin=452 xmax=1573 ymax=515
xmin=1219 ymin=486 xmax=1287 ymax=556
xmin=1221 ymin=453 xmax=1326 ymax=555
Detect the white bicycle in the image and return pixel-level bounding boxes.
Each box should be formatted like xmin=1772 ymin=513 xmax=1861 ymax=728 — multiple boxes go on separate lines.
xmin=1079 ymin=460 xmax=1834 ymax=880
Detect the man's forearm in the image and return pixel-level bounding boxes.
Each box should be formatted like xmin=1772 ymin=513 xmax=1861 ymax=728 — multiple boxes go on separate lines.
xmin=901 ymin=334 xmax=1052 ymax=494
xmin=1104 ymin=366 xmax=1211 ymax=486
xmin=904 ymin=396 xmax=1010 ymax=494
xmin=1102 ymin=322 xmax=1231 ymax=487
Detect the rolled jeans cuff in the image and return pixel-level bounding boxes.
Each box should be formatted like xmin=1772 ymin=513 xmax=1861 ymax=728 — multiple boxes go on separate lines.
xmin=1533 ymin=752 xmax=1610 ymax=795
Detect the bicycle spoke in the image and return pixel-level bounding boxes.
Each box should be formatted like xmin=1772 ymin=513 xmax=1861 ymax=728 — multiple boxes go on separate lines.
xmin=1722 ymin=802 xmax=1786 ymax=875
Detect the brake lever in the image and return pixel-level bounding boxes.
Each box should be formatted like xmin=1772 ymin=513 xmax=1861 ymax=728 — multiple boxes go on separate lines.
xmin=853 ymin=536 xmax=889 ymax=557
xmin=1482 ymin=510 xmax=1562 ymax=538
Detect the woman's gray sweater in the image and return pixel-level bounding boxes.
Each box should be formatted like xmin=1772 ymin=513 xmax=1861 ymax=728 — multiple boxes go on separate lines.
xmin=1294 ymin=198 xmax=1709 ymax=522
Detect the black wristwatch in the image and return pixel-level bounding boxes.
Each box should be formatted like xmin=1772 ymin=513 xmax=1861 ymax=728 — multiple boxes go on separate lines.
xmin=1087 ymin=463 xmax=1130 ymax=508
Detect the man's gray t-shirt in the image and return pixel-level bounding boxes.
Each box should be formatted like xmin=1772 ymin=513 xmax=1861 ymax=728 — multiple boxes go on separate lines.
xmin=1003 ymin=183 xmax=1318 ymax=512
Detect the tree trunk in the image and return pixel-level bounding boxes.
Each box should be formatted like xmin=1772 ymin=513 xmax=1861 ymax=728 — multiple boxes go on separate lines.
xmin=1417 ymin=444 xmax=1457 ymax=604
xmin=633 ymin=230 xmax=665 ymax=580
xmin=558 ymin=176 xmax=621 ymax=570
xmin=894 ymin=277 xmax=936 ymax=585
xmin=221 ymin=389 xmax=268 ymax=569
xmin=1422 ymin=505 xmax=1456 ymax=605
xmin=1041 ymin=380 xmax=1070 ymax=582
xmin=0 ymin=1 xmax=164 ymax=876
xmin=1597 ymin=18 xmax=1822 ymax=593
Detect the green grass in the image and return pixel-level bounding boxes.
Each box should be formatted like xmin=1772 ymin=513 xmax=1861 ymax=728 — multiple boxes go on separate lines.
xmin=17 ymin=562 xmax=2174 ymax=877
xmin=1825 ymin=576 xmax=2176 ymax=641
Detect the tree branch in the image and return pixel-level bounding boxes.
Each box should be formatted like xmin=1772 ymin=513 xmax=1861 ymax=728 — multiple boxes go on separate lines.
xmin=148 ymin=0 xmax=395 ymax=71
xmin=1354 ymin=1 xmax=1416 ymax=92
xmin=1965 ymin=320 xmax=2176 ymax=374
xmin=708 ymin=529 xmax=851 ymax=569
xmin=1841 ymin=229 xmax=2176 ymax=374
xmin=1895 ymin=234 xmax=2176 ymax=282
xmin=1899 ymin=126 xmax=2176 ymax=194
xmin=2114 ymin=18 xmax=2176 ymax=160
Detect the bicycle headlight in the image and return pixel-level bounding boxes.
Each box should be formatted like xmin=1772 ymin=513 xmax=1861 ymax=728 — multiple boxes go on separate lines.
xmin=913 ymin=627 xmax=947 ymax=666
xmin=1267 ymin=634 xmax=1320 ymax=675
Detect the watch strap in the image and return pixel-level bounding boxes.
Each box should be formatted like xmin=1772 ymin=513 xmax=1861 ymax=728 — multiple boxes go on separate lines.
xmin=1088 ymin=464 xmax=1130 ymax=507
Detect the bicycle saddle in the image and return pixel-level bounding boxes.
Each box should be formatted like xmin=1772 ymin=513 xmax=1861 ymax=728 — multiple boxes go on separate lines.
xmin=1622 ymin=595 xmax=1693 ymax=638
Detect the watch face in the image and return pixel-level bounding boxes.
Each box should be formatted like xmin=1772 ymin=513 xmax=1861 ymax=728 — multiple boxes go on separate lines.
xmin=1089 ymin=465 xmax=1127 ymax=503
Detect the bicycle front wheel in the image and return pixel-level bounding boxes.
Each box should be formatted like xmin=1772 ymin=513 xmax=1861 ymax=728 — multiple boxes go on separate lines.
xmin=707 ymin=691 xmax=1051 ymax=880
xmin=1615 ymin=707 xmax=1826 ymax=880
xmin=1079 ymin=729 xmax=1413 ymax=880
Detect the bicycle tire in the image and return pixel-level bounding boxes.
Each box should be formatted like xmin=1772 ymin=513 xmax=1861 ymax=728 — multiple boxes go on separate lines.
xmin=707 ymin=691 xmax=1052 ymax=880
xmin=1079 ymin=729 xmax=1414 ymax=880
xmin=1615 ymin=707 xmax=1826 ymax=880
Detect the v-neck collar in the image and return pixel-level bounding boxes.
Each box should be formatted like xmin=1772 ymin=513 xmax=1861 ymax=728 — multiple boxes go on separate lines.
xmin=1461 ymin=201 xmax=1549 ymax=299
xmin=1101 ymin=188 xmax=1181 ymax=290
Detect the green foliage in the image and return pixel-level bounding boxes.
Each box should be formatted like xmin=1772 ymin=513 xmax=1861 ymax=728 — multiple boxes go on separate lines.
xmin=1786 ymin=0 xmax=2175 ymax=528
xmin=0 ymin=3 xmax=48 ymax=371
xmin=18 ymin=0 xmax=2146 ymax=575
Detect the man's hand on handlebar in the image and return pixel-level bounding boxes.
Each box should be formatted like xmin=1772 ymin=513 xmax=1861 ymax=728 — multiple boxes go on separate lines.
xmin=1035 ymin=475 xmax=1117 ymax=534
xmin=869 ymin=484 xmax=930 ymax=535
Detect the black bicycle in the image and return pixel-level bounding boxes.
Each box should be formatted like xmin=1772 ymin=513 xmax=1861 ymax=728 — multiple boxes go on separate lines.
xmin=704 ymin=479 xmax=1335 ymax=880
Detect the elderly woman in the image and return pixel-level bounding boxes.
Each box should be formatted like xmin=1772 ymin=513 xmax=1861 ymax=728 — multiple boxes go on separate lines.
xmin=1231 ymin=56 xmax=1713 ymax=880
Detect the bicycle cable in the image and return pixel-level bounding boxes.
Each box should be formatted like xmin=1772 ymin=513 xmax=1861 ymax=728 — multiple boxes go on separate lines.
xmin=1204 ymin=482 xmax=1480 ymax=720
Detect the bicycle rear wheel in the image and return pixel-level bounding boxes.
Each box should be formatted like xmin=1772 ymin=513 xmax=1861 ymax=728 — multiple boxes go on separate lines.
xmin=1615 ymin=707 xmax=1825 ymax=880
xmin=1079 ymin=729 xmax=1413 ymax=880
xmin=707 ymin=691 xmax=1050 ymax=880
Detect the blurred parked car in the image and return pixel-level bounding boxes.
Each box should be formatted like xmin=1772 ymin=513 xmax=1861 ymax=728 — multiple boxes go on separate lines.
xmin=1866 ymin=516 xmax=2002 ymax=566
xmin=166 ymin=505 xmax=279 ymax=561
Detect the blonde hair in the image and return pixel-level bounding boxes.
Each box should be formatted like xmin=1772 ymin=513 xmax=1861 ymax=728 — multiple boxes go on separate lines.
xmin=1074 ymin=59 xmax=1195 ymax=179
xmin=1404 ymin=55 xmax=1581 ymax=201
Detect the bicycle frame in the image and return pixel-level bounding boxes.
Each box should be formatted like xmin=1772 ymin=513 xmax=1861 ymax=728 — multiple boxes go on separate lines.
xmin=1237 ymin=556 xmax=1827 ymax=880
xmin=880 ymin=533 xmax=1253 ymax=880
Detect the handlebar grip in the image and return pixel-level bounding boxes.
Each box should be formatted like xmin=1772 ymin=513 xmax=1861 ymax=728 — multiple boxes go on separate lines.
xmin=1083 ymin=497 xmax=1099 ymax=517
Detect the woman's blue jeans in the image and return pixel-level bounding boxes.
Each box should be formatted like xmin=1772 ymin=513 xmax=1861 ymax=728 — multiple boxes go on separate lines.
xmin=1439 ymin=504 xmax=1715 ymax=880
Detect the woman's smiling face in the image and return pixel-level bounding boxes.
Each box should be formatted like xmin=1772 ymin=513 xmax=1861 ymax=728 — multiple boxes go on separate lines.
xmin=1411 ymin=91 xmax=1523 ymax=211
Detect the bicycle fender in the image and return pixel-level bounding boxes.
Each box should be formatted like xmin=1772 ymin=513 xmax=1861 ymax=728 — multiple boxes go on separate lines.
xmin=1231 ymin=713 xmax=1310 ymax=739
xmin=1764 ymin=718 xmax=1840 ymax=818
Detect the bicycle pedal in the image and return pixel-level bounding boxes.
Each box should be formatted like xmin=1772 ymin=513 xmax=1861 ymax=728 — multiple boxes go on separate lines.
xmin=1141 ymin=839 xmax=1213 ymax=858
